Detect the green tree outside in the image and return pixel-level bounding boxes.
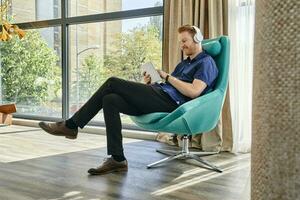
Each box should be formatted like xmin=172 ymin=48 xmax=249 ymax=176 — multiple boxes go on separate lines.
xmin=0 ymin=30 xmax=60 ymax=110
xmin=74 ymin=25 xmax=162 ymax=123
xmin=0 ymin=24 xmax=162 ymax=120
xmin=75 ymin=24 xmax=162 ymax=99
xmin=73 ymin=54 xmax=104 ymax=103
xmin=103 ymin=25 xmax=162 ymax=82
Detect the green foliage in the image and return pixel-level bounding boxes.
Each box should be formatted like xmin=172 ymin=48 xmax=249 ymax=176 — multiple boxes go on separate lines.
xmin=74 ymin=54 xmax=104 ymax=102
xmin=0 ymin=30 xmax=60 ymax=105
xmin=74 ymin=25 xmax=162 ymax=103
xmin=103 ymin=25 xmax=162 ymax=82
xmin=0 ymin=24 xmax=162 ymax=111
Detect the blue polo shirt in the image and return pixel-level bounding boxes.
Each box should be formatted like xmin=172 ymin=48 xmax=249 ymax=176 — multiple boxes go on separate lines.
xmin=154 ymin=51 xmax=218 ymax=105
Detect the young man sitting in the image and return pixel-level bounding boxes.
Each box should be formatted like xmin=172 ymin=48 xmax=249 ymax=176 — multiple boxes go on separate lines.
xmin=39 ymin=25 xmax=218 ymax=175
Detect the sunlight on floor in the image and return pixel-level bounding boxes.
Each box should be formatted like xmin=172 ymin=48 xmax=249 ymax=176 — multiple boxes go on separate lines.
xmin=0 ymin=126 xmax=141 ymax=163
xmin=151 ymin=157 xmax=250 ymax=196
xmin=173 ymin=153 xmax=250 ymax=181
xmin=48 ymin=191 xmax=101 ymax=200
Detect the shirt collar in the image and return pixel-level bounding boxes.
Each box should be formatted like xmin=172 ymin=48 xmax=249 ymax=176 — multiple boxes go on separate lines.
xmin=186 ymin=50 xmax=206 ymax=63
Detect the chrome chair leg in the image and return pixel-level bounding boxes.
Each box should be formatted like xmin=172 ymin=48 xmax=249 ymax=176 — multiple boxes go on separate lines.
xmin=156 ymin=149 xmax=179 ymax=156
xmin=190 ymin=151 xmax=219 ymax=156
xmin=147 ymin=153 xmax=184 ymax=168
xmin=148 ymin=135 xmax=222 ymax=173
xmin=189 ymin=154 xmax=222 ymax=173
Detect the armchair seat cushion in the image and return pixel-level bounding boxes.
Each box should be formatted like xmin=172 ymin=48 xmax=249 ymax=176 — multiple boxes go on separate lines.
xmin=134 ymin=112 xmax=169 ymax=124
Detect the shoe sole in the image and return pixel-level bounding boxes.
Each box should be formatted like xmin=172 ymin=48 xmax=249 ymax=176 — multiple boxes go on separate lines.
xmin=65 ymin=135 xmax=77 ymax=139
xmin=39 ymin=122 xmax=77 ymax=140
xmin=88 ymin=168 xmax=128 ymax=175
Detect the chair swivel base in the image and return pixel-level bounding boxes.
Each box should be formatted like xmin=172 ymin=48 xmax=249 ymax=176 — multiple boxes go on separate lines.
xmin=147 ymin=135 xmax=222 ymax=173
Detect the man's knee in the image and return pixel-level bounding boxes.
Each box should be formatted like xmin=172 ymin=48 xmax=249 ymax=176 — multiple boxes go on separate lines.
xmin=106 ymin=76 xmax=122 ymax=84
xmin=105 ymin=76 xmax=127 ymax=91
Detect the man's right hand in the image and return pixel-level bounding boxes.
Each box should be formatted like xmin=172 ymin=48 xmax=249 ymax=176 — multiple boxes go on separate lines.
xmin=143 ymin=72 xmax=151 ymax=84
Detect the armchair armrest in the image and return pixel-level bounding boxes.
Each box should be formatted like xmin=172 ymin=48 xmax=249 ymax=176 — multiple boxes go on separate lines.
xmin=177 ymin=90 xmax=222 ymax=113
xmin=180 ymin=90 xmax=224 ymax=133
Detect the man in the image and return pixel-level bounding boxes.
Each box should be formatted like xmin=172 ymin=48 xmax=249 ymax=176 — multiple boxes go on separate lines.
xmin=39 ymin=25 xmax=218 ymax=175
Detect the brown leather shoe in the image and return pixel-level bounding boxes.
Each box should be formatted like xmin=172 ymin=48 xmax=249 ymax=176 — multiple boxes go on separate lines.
xmin=88 ymin=157 xmax=128 ymax=175
xmin=38 ymin=121 xmax=78 ymax=139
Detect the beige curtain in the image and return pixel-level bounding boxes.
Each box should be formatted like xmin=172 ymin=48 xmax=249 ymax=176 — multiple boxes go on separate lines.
xmin=252 ymin=0 xmax=299 ymax=199
xmin=157 ymin=0 xmax=232 ymax=152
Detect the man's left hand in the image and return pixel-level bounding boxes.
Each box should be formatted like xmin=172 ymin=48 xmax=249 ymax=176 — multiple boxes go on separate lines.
xmin=157 ymin=70 xmax=168 ymax=80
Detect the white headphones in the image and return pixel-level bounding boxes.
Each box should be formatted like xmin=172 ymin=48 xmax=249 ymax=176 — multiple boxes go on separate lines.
xmin=192 ymin=26 xmax=203 ymax=43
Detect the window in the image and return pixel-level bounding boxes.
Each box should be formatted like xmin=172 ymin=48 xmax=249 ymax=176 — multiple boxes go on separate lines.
xmin=0 ymin=0 xmax=163 ymax=127
xmin=11 ymin=0 xmax=61 ymax=23
xmin=68 ymin=0 xmax=163 ymax=17
xmin=69 ymin=16 xmax=163 ymax=124
xmin=0 ymin=27 xmax=62 ymax=118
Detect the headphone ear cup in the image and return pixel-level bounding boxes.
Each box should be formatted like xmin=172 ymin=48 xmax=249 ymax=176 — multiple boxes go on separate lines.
xmin=193 ymin=34 xmax=200 ymax=43
xmin=192 ymin=26 xmax=203 ymax=43
xmin=198 ymin=33 xmax=203 ymax=43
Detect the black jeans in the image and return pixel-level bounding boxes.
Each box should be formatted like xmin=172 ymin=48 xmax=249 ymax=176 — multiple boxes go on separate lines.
xmin=71 ymin=77 xmax=178 ymax=156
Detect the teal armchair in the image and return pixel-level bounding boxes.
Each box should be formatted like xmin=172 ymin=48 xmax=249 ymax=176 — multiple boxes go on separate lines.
xmin=131 ymin=36 xmax=230 ymax=173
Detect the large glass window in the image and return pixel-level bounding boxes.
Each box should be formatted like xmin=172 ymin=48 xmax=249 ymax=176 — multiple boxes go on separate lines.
xmin=0 ymin=27 xmax=62 ymax=117
xmin=11 ymin=0 xmax=61 ymax=23
xmin=68 ymin=0 xmax=163 ymax=17
xmin=69 ymin=16 xmax=163 ymax=124
xmin=1 ymin=0 xmax=163 ymax=127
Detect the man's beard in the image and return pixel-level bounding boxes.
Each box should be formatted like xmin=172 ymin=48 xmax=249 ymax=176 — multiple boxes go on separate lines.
xmin=185 ymin=52 xmax=193 ymax=57
xmin=183 ymin=48 xmax=193 ymax=56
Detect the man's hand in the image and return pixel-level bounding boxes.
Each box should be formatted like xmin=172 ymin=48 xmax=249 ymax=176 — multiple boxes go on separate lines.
xmin=157 ymin=70 xmax=168 ymax=80
xmin=157 ymin=69 xmax=207 ymax=99
xmin=143 ymin=71 xmax=151 ymax=84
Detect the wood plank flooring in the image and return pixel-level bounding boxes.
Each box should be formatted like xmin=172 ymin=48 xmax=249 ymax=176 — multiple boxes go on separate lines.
xmin=0 ymin=125 xmax=250 ymax=200
xmin=0 ymin=125 xmax=141 ymax=163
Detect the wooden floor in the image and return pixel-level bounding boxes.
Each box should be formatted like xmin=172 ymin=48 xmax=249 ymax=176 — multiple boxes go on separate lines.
xmin=0 ymin=125 xmax=250 ymax=200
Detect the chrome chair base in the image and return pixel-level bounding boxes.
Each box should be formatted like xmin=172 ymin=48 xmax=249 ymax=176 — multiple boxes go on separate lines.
xmin=147 ymin=135 xmax=222 ymax=173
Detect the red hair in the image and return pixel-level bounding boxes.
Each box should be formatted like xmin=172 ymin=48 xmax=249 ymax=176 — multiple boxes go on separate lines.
xmin=178 ymin=24 xmax=196 ymax=37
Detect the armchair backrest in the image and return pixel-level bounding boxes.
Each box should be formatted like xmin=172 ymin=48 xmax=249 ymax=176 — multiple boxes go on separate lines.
xmin=202 ymin=36 xmax=230 ymax=95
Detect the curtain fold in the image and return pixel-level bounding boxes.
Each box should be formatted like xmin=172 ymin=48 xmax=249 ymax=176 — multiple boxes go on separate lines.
xmin=159 ymin=0 xmax=233 ymax=152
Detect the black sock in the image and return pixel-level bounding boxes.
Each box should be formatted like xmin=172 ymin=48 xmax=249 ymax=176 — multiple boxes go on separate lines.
xmin=65 ymin=118 xmax=78 ymax=129
xmin=112 ymin=155 xmax=126 ymax=162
